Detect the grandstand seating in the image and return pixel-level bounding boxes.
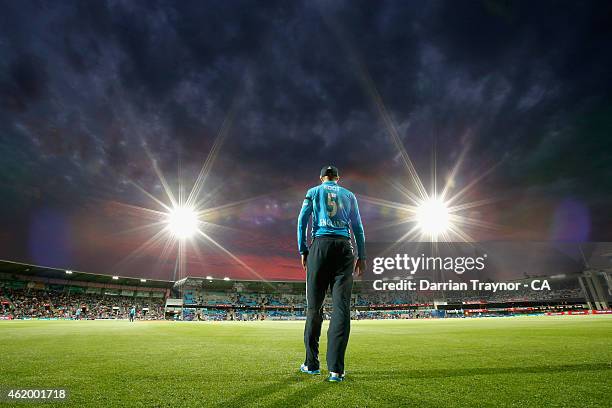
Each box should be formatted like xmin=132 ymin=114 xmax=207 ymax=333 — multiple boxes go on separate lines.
xmin=1 ymin=283 xmax=164 ymax=320
xmin=0 ymin=268 xmax=596 ymax=321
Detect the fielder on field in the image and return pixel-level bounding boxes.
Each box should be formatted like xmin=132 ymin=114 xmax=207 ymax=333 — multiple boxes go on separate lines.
xmin=297 ymin=165 xmax=366 ymax=382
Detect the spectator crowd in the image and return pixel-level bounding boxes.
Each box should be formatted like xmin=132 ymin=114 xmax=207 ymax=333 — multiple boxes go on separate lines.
xmin=1 ymin=287 xmax=164 ymax=320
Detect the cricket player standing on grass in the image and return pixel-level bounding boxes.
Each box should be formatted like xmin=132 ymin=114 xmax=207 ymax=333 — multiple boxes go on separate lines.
xmin=297 ymin=165 xmax=366 ymax=383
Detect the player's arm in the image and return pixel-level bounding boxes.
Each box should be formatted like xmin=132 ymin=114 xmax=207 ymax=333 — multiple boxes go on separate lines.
xmin=350 ymin=193 xmax=367 ymax=276
xmin=297 ymin=190 xmax=313 ymax=270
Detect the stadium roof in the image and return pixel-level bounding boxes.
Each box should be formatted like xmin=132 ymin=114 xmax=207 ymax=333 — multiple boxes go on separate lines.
xmin=0 ymin=260 xmax=318 ymax=290
xmin=0 ymin=260 xmax=174 ymax=289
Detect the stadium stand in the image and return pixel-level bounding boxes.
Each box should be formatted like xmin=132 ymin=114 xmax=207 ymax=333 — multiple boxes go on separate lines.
xmin=1 ymin=260 xmax=609 ymax=321
xmin=1 ymin=287 xmax=165 ymax=320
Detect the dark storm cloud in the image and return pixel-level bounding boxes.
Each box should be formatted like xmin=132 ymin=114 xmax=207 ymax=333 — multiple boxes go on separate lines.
xmin=0 ymin=53 xmax=49 ymax=112
xmin=1 ymin=0 xmax=611 ymax=277
xmin=421 ymin=1 xmax=612 ymax=235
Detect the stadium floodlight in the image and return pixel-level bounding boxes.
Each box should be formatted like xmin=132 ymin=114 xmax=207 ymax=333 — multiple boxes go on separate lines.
xmin=140 ymin=279 xmax=147 ymax=283
xmin=65 ymin=270 xmax=73 ymax=275
xmin=206 ymin=276 xmax=213 ymax=280
xmin=416 ymin=198 xmax=449 ymax=235
xmin=166 ymin=206 xmax=199 ymax=239
xmin=112 ymin=132 xmax=268 ymax=285
xmin=112 ymin=276 xmax=119 ymax=280
xmin=355 ymin=110 xmax=501 ymax=243
xmin=223 ymin=277 xmax=230 ymax=281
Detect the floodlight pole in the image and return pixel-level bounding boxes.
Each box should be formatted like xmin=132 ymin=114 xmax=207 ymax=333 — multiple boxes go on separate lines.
xmin=172 ymin=256 xmax=179 ymax=283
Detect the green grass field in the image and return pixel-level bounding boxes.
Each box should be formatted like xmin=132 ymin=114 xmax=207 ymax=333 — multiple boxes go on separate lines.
xmin=1 ymin=316 xmax=611 ymax=407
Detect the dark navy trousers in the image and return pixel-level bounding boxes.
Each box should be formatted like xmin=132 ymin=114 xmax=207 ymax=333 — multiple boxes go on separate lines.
xmin=304 ymin=236 xmax=354 ymax=374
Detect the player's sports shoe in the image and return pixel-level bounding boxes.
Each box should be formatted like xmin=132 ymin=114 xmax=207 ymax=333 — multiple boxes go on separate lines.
xmin=299 ymin=364 xmax=321 ymax=375
xmin=326 ymin=372 xmax=345 ymax=382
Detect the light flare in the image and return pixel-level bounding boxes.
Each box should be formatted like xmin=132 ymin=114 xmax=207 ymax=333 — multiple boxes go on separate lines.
xmin=108 ymin=107 xmax=267 ymax=284
xmin=166 ymin=206 xmax=199 ymax=239
xmin=416 ymin=198 xmax=450 ymax=236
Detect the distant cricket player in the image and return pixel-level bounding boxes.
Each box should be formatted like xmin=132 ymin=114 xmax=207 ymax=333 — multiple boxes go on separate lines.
xmin=129 ymin=306 xmax=136 ymax=322
xmin=297 ymin=165 xmax=366 ymax=382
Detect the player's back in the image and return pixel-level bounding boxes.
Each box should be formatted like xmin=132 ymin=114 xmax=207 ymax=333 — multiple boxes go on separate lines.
xmin=307 ymin=181 xmax=356 ymax=239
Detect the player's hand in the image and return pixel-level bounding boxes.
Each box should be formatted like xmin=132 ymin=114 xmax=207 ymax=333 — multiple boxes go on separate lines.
xmin=354 ymin=258 xmax=366 ymax=277
xmin=301 ymin=254 xmax=308 ymax=271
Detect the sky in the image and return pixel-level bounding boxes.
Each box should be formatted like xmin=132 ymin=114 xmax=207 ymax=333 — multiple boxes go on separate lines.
xmin=0 ymin=0 xmax=611 ymax=281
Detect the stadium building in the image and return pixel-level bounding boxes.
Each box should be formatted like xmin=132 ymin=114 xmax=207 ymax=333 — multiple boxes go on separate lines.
xmin=1 ymin=259 xmax=610 ymax=321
